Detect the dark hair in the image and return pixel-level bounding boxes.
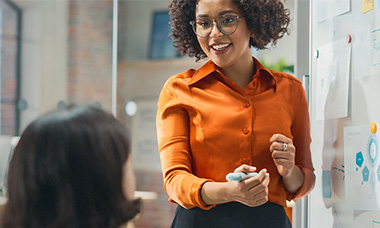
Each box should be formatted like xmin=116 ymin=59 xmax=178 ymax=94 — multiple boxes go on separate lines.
xmin=1 ymin=104 xmax=141 ymax=228
xmin=169 ymin=0 xmax=290 ymax=61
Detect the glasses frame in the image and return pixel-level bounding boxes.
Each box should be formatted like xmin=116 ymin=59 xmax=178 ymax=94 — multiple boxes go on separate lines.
xmin=189 ymin=15 xmax=245 ymax=38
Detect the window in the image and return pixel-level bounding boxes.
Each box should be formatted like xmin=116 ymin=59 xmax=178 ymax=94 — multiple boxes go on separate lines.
xmin=0 ymin=0 xmax=21 ymax=135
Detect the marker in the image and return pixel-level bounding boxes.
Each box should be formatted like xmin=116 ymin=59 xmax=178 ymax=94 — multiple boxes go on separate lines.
xmin=226 ymin=172 xmax=258 ymax=182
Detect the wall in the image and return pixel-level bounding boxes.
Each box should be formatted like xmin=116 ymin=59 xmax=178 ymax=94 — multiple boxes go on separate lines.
xmin=67 ymin=0 xmax=113 ymax=110
xmin=119 ymin=0 xmax=171 ymax=61
xmin=11 ymin=0 xmax=115 ymax=132
xmin=12 ymin=0 xmax=69 ymax=132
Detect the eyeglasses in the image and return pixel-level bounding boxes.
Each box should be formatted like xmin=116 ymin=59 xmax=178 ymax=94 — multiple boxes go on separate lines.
xmin=189 ymin=15 xmax=244 ymax=38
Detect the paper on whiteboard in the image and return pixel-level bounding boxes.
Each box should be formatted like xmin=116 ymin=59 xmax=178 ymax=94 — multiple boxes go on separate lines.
xmin=315 ymin=0 xmax=350 ymax=22
xmin=315 ymin=38 xmax=351 ymax=120
xmin=344 ymin=124 xmax=380 ymax=211
xmin=373 ymin=28 xmax=380 ymax=67
xmin=353 ymin=28 xmax=380 ymax=80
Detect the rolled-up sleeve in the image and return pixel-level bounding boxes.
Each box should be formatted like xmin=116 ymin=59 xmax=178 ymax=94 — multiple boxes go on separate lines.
xmin=156 ymin=79 xmax=214 ymax=210
xmin=287 ymin=83 xmax=315 ymax=201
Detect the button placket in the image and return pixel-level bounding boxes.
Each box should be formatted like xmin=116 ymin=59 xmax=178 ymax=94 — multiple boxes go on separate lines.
xmin=242 ymin=96 xmax=251 ymax=135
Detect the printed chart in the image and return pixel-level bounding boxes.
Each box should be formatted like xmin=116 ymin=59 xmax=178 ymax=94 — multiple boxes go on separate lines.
xmin=373 ymin=28 xmax=380 ymax=67
xmin=344 ymin=122 xmax=380 ymax=210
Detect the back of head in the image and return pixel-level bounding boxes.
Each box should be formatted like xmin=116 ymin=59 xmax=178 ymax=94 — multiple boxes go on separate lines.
xmin=1 ymin=104 xmax=141 ymax=228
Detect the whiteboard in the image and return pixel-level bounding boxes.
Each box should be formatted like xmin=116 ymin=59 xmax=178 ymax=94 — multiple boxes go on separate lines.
xmin=309 ymin=0 xmax=380 ymax=227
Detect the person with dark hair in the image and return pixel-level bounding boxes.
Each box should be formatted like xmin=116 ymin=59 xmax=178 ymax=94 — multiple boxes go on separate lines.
xmin=156 ymin=0 xmax=315 ymax=227
xmin=1 ymin=104 xmax=141 ymax=228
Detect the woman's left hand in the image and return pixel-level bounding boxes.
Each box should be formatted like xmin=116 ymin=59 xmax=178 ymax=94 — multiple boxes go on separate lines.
xmin=269 ymin=134 xmax=296 ymax=178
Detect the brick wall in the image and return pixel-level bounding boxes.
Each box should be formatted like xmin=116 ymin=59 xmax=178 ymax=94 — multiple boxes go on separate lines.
xmin=0 ymin=1 xmax=175 ymax=226
xmin=69 ymin=2 xmax=176 ymax=227
xmin=68 ymin=0 xmax=113 ymax=110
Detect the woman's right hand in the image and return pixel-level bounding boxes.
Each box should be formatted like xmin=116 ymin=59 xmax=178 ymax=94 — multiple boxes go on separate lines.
xmin=227 ymin=164 xmax=270 ymax=207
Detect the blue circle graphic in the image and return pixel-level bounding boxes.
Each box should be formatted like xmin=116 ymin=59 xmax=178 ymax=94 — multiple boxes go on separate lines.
xmin=367 ymin=135 xmax=379 ymax=167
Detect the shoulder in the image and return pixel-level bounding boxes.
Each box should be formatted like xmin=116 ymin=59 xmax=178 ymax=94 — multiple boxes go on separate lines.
xmin=268 ymin=70 xmax=307 ymax=102
xmin=270 ymin=70 xmax=302 ymax=85
xmin=166 ymin=68 xmax=196 ymax=85
xmin=163 ymin=60 xmax=215 ymax=87
xmin=269 ymin=70 xmax=304 ymax=91
xmin=159 ymin=68 xmax=197 ymax=100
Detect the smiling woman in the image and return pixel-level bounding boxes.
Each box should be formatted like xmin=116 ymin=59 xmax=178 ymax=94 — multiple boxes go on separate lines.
xmin=169 ymin=0 xmax=290 ymax=61
xmin=156 ymin=0 xmax=315 ymax=227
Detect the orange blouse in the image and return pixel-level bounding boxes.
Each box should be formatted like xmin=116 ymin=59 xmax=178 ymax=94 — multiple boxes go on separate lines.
xmin=156 ymin=57 xmax=315 ymax=210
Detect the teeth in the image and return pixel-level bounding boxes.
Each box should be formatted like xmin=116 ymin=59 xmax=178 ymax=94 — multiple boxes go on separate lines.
xmin=212 ymin=44 xmax=229 ymax=50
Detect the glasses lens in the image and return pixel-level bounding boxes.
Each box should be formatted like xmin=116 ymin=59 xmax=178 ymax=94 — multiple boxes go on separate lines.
xmin=194 ymin=19 xmax=212 ymax=37
xmin=218 ymin=16 xmax=238 ymax=34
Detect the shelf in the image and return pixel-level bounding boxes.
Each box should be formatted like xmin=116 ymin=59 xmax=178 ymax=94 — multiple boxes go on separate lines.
xmin=118 ymin=57 xmax=207 ymax=71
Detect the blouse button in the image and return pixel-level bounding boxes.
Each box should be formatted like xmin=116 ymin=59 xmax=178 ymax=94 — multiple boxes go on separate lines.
xmin=243 ymin=103 xmax=250 ymax=108
xmin=242 ymin=158 xmax=250 ymax=163
xmin=242 ymin=128 xmax=249 ymax=134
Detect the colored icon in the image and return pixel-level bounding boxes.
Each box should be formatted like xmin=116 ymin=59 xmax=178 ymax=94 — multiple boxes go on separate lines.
xmin=356 ymin=151 xmax=364 ymax=167
xmin=371 ymin=122 xmax=377 ymax=134
xmin=368 ymin=123 xmax=379 ymax=167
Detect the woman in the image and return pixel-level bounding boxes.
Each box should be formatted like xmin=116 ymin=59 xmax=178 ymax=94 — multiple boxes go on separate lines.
xmin=1 ymin=104 xmax=141 ymax=228
xmin=156 ymin=0 xmax=315 ymax=227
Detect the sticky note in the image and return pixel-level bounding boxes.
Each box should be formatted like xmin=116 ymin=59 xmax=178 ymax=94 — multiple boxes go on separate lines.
xmin=363 ymin=0 xmax=374 ymax=13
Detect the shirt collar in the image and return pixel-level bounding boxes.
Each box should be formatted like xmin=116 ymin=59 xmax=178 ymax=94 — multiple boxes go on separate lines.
xmin=252 ymin=57 xmax=277 ymax=91
xmin=188 ymin=57 xmax=277 ymax=90
xmin=188 ymin=60 xmax=218 ymax=85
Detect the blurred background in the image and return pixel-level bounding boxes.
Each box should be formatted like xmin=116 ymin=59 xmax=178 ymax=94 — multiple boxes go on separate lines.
xmin=0 ymin=0 xmax=307 ymax=227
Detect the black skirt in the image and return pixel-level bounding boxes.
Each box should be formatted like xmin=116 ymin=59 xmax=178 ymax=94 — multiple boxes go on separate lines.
xmin=170 ymin=201 xmax=292 ymax=228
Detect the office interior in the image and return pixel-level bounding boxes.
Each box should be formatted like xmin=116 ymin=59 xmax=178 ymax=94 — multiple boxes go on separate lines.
xmin=2 ymin=0 xmax=380 ymax=227
xmin=0 ymin=0 xmax=303 ymax=227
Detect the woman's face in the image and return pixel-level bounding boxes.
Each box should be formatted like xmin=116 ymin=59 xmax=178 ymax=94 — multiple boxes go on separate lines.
xmin=122 ymin=156 xmax=136 ymax=200
xmin=195 ymin=0 xmax=252 ymax=69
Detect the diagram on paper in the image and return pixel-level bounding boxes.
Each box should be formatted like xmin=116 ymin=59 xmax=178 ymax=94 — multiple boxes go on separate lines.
xmin=344 ymin=123 xmax=380 ymax=210
xmin=315 ymin=38 xmax=351 ymax=120
xmin=373 ymin=28 xmax=380 ymax=67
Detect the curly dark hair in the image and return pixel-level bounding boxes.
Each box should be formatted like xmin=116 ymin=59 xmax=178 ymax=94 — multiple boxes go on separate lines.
xmin=169 ymin=0 xmax=290 ymax=61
